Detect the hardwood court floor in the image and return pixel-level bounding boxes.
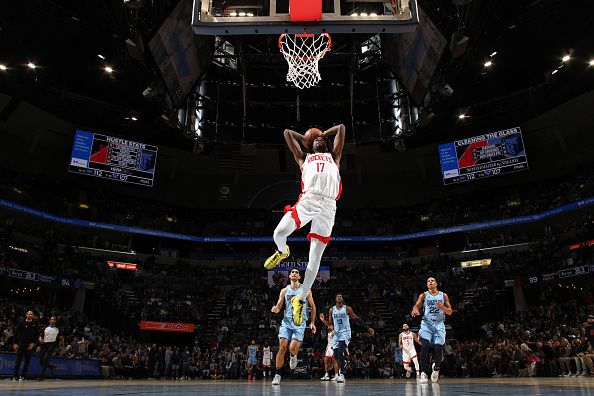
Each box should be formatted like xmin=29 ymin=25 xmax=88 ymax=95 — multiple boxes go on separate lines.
xmin=1 ymin=377 xmax=594 ymax=395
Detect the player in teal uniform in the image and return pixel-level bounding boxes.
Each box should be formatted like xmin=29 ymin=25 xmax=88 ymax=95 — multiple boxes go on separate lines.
xmin=320 ymin=293 xmax=374 ymax=383
xmin=246 ymin=340 xmax=258 ymax=380
xmin=411 ymin=277 xmax=453 ymax=383
xmin=270 ymin=269 xmax=317 ymax=386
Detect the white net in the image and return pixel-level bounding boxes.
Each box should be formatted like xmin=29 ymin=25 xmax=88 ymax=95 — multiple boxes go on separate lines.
xmin=279 ymin=33 xmax=332 ymax=89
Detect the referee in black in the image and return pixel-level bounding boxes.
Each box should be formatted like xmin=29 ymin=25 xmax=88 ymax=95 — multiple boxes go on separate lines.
xmin=13 ymin=310 xmax=40 ymax=381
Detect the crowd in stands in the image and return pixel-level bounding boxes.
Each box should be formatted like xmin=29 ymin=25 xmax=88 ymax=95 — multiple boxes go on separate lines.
xmin=1 ymin=165 xmax=592 ymax=240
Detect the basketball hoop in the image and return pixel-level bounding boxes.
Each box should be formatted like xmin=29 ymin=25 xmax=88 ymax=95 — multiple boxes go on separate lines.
xmin=278 ymin=33 xmax=332 ymax=89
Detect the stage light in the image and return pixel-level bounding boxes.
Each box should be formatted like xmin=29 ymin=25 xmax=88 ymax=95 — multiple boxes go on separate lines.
xmin=98 ymin=54 xmax=106 ymax=59
xmin=131 ymin=116 xmax=138 ymax=121
xmin=104 ymin=66 xmax=113 ymax=73
xmin=484 ymin=61 xmax=492 ymax=67
xmin=551 ymin=69 xmax=558 ymax=75
xmin=458 ymin=114 xmax=468 ymax=119
xmin=589 ymin=59 xmax=594 ymax=66
xmin=0 ymin=64 xmax=7 ymax=71
xmin=562 ymin=54 xmax=571 ymax=62
xmin=27 ymin=62 xmax=37 ymax=69
xmin=490 ymin=51 xmax=497 ymax=57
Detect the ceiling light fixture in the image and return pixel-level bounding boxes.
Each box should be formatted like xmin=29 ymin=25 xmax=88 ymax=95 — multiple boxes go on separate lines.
xmin=27 ymin=62 xmax=37 ymax=69
xmin=551 ymin=69 xmax=558 ymax=75
xmin=562 ymin=55 xmax=571 ymax=62
xmin=490 ymin=51 xmax=497 ymax=57
xmin=458 ymin=114 xmax=468 ymax=119
xmin=98 ymin=54 xmax=106 ymax=59
xmin=484 ymin=61 xmax=492 ymax=67
xmin=131 ymin=116 xmax=138 ymax=121
xmin=589 ymin=59 xmax=594 ymax=67
xmin=104 ymin=66 xmax=114 ymax=73
xmin=0 ymin=64 xmax=7 ymax=71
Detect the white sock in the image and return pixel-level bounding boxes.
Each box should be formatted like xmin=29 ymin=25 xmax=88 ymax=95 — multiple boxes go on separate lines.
xmin=298 ymin=238 xmax=326 ymax=301
xmin=413 ymin=357 xmax=420 ymax=372
xmin=273 ymin=212 xmax=297 ymax=253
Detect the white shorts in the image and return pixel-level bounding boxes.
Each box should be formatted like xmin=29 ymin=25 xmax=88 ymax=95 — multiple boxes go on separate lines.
xmin=402 ymin=348 xmax=417 ymax=364
xmin=325 ymin=346 xmax=334 ymax=358
xmin=263 ymin=358 xmax=271 ymax=366
xmin=290 ymin=192 xmax=336 ymax=243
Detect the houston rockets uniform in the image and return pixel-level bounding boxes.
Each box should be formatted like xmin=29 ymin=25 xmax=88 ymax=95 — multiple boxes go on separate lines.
xmin=288 ymin=152 xmax=341 ymax=243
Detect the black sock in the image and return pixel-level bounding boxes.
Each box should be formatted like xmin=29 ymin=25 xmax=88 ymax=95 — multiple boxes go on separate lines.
xmin=275 ymin=367 xmax=282 ymax=376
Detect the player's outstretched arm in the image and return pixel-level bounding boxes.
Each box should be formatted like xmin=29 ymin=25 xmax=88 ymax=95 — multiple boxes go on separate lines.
xmin=398 ymin=333 xmax=403 ymax=348
xmin=307 ymin=291 xmax=317 ymax=334
xmin=347 ymin=306 xmax=374 ymax=335
xmin=411 ymin=293 xmax=425 ymax=317
xmin=271 ymin=288 xmax=287 ymax=313
xmin=437 ymin=293 xmax=453 ymax=316
xmin=319 ymin=313 xmax=331 ymax=328
xmin=283 ymin=129 xmax=306 ymax=166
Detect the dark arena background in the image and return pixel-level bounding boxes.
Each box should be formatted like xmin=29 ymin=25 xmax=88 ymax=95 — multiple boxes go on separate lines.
xmin=1 ymin=0 xmax=594 ymax=395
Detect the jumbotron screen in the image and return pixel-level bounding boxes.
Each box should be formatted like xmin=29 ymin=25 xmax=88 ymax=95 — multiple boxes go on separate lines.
xmin=438 ymin=127 xmax=529 ymax=185
xmin=68 ymin=130 xmax=158 ymax=187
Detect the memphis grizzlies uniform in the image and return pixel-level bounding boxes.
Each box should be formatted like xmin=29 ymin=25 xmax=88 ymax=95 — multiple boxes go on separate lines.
xmin=419 ymin=291 xmax=446 ymax=345
xmin=289 ymin=152 xmax=341 ymax=242
xmin=279 ymin=285 xmax=308 ymax=341
xmin=247 ymin=344 xmax=257 ymax=365
xmin=332 ymin=305 xmax=351 ymax=349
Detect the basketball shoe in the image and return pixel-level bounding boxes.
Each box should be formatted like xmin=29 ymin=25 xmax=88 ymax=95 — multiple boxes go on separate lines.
xmin=264 ymin=246 xmax=290 ymax=269
xmin=291 ymin=296 xmax=305 ymax=325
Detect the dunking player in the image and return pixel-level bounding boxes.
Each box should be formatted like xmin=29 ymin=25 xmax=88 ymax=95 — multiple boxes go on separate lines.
xmin=411 ymin=277 xmax=453 ymax=383
xmin=246 ymin=340 xmax=257 ymax=380
xmin=399 ymin=323 xmax=420 ymax=379
xmin=320 ymin=294 xmax=374 ymax=383
xmin=264 ymin=125 xmax=345 ymax=327
xmin=270 ymin=269 xmax=317 ymax=386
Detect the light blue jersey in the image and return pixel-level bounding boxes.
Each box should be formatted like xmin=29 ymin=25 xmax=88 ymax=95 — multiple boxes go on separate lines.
xmin=419 ymin=290 xmax=446 ymax=345
xmin=332 ymin=305 xmax=351 ymax=348
xmin=247 ymin=345 xmax=257 ymax=364
xmin=248 ymin=345 xmax=257 ymax=358
xmin=278 ymin=284 xmax=308 ymax=342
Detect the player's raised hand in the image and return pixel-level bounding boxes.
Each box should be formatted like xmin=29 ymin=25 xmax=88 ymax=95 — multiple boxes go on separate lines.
xmin=411 ymin=306 xmax=420 ymax=317
xmin=271 ymin=306 xmax=280 ymax=313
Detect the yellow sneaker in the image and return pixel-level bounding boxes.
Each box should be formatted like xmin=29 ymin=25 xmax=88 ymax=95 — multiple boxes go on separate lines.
xmin=291 ymin=295 xmax=305 ymax=326
xmin=263 ymin=246 xmax=290 ymax=270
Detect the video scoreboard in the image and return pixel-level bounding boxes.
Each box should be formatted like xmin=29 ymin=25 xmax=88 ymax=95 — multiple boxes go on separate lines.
xmin=68 ymin=130 xmax=158 ymax=187
xmin=438 ymin=127 xmax=528 ymax=185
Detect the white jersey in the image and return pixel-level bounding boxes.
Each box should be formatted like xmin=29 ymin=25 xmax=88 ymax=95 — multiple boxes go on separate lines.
xmin=400 ymin=331 xmax=416 ymax=351
xmin=262 ymin=346 xmax=271 ymax=365
xmin=302 ymin=152 xmax=341 ymax=200
xmin=325 ymin=330 xmax=335 ymax=356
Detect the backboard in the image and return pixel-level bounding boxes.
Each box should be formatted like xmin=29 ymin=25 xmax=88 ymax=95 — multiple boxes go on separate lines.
xmin=192 ymin=0 xmax=419 ymax=35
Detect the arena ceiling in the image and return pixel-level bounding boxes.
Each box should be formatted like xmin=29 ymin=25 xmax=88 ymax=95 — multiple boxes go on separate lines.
xmin=0 ymin=0 xmax=593 ymax=151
